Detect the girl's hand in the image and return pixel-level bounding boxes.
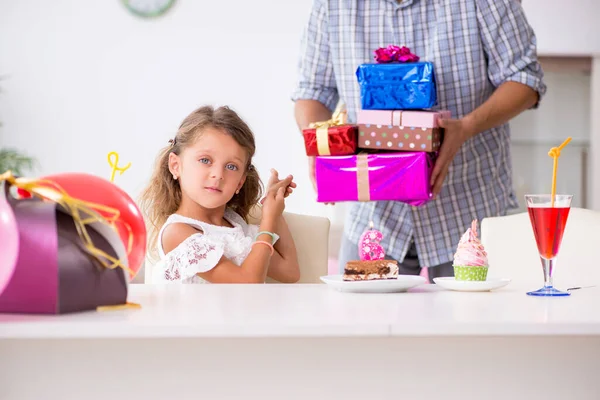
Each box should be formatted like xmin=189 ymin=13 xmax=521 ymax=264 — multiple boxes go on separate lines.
xmin=266 ymin=168 xmax=296 ymax=198
xmin=262 ymin=182 xmax=287 ymax=221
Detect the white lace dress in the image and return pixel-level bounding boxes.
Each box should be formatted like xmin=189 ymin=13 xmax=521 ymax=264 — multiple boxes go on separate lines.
xmin=152 ymin=209 xmax=260 ymax=284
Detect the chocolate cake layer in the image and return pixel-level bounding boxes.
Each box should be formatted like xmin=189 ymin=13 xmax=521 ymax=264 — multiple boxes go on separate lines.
xmin=343 ymin=260 xmax=399 ymax=281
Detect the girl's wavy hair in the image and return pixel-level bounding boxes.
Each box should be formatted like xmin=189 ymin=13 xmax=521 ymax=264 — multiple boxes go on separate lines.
xmin=139 ymin=105 xmax=263 ymax=260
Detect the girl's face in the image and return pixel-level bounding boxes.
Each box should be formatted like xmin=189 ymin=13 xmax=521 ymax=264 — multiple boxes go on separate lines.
xmin=169 ymin=127 xmax=248 ymax=210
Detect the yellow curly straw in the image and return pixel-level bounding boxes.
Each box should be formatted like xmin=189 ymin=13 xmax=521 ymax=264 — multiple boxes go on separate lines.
xmin=547 ymin=137 xmax=572 ymax=207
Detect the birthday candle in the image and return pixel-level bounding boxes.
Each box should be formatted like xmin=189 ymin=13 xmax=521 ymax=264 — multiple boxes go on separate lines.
xmin=358 ymin=221 xmax=385 ymax=261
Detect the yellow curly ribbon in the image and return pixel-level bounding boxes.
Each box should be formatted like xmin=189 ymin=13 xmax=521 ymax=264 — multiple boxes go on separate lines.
xmin=106 ymin=152 xmax=133 ymax=254
xmin=308 ymin=109 xmax=348 ymax=156
xmin=107 ymin=151 xmax=131 ymax=183
xmin=0 ymin=171 xmax=140 ymax=311
xmin=547 ymin=137 xmax=571 ymax=207
xmin=97 ymin=303 xmax=141 ymax=312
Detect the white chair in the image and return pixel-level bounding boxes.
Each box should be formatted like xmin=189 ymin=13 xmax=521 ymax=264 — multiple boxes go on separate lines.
xmin=481 ymin=207 xmax=600 ymax=288
xmin=141 ymin=209 xmax=330 ymax=284
xmin=248 ymin=208 xmax=330 ymax=284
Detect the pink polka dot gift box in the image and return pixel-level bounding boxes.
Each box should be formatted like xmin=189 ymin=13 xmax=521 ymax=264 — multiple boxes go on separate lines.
xmin=357 ymin=110 xmax=450 ymax=152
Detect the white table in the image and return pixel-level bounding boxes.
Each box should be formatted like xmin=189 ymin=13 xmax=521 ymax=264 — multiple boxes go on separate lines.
xmin=1 ymin=283 xmax=599 ymax=400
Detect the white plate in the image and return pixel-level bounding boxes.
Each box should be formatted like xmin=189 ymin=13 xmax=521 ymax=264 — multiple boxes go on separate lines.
xmin=320 ymin=274 xmax=426 ymax=293
xmin=433 ymin=277 xmax=511 ymax=292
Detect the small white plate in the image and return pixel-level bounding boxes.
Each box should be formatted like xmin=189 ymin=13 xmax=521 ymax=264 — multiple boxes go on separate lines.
xmin=433 ymin=277 xmax=511 ymax=292
xmin=320 ymin=274 xmax=426 ymax=293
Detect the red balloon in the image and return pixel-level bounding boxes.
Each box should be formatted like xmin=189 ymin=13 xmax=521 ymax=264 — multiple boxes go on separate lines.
xmin=40 ymin=173 xmax=146 ymax=280
xmin=16 ymin=188 xmax=32 ymax=199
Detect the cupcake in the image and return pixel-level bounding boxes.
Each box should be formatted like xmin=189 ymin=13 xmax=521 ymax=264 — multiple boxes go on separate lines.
xmin=453 ymin=219 xmax=489 ymax=281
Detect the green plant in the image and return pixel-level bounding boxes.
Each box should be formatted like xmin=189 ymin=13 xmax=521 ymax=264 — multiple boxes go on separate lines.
xmin=0 ymin=148 xmax=36 ymax=175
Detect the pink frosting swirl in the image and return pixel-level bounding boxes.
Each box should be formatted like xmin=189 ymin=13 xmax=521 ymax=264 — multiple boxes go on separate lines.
xmin=453 ymin=220 xmax=488 ymax=267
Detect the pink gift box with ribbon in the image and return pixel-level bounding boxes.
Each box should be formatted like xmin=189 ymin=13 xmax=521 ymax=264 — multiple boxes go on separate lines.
xmin=357 ymin=110 xmax=451 ymax=128
xmin=314 ymin=152 xmax=434 ymax=206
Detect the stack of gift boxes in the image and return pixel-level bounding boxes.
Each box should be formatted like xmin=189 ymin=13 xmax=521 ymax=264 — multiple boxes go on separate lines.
xmin=302 ymin=45 xmax=450 ymax=206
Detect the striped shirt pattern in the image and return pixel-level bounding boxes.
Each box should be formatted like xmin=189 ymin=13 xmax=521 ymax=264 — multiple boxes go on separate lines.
xmin=292 ymin=0 xmax=546 ymax=266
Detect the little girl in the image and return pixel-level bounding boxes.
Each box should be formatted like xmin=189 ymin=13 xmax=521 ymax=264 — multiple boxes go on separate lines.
xmin=139 ymin=105 xmax=300 ymax=284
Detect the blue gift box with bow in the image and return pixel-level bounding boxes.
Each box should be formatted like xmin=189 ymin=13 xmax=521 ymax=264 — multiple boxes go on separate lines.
xmin=356 ymin=61 xmax=438 ymax=110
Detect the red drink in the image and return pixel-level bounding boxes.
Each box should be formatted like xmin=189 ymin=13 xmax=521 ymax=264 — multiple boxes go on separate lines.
xmin=527 ymin=206 xmax=570 ymax=259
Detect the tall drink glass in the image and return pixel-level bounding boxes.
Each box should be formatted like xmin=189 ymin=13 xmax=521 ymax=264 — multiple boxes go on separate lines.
xmin=525 ymin=194 xmax=572 ymax=297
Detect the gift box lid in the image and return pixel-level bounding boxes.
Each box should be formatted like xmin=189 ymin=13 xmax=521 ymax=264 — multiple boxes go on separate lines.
xmin=357 ymin=109 xmax=451 ymax=128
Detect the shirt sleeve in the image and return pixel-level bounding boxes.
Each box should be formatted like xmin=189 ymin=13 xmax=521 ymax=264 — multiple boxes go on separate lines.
xmin=158 ymin=234 xmax=225 ymax=282
xmin=476 ymin=0 xmax=547 ymax=107
xmin=290 ymin=0 xmax=339 ymax=112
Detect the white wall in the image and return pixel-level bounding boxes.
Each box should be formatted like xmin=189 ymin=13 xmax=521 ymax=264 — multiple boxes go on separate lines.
xmin=511 ymin=72 xmax=591 ymax=210
xmin=521 ymin=0 xmax=600 ymax=55
xmin=0 ymin=0 xmax=335 ymax=219
xmin=0 ymin=0 xmax=597 ymax=237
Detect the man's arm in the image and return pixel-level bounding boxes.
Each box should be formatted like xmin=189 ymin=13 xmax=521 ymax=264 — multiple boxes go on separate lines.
xmin=467 ymin=0 xmax=546 ymax=130
xmin=475 ymin=0 xmax=546 ymax=103
xmin=462 ymin=81 xmax=538 ymax=140
xmin=294 ymin=99 xmax=332 ymax=193
xmin=291 ymin=0 xmax=339 ymax=193
xmin=294 ymin=99 xmax=332 ymax=131
xmin=430 ymin=0 xmax=547 ymax=196
xmin=291 ymin=0 xmax=339 ymax=116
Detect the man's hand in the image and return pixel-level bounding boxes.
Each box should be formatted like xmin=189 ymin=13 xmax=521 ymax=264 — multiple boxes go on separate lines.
xmin=430 ymin=82 xmax=539 ymax=198
xmin=430 ymin=117 xmax=476 ymax=198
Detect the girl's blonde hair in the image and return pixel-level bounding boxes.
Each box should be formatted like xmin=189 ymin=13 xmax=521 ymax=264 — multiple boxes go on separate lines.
xmin=139 ymin=105 xmax=263 ymax=260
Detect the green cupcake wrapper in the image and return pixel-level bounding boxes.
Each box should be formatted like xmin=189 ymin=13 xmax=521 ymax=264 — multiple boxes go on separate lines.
xmin=454 ymin=265 xmax=488 ymax=281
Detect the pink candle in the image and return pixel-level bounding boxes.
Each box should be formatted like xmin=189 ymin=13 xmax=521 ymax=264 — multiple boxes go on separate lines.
xmin=358 ymin=221 xmax=385 ymax=261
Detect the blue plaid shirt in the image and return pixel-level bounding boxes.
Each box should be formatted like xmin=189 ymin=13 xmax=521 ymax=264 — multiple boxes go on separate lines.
xmin=292 ymin=0 xmax=546 ymax=267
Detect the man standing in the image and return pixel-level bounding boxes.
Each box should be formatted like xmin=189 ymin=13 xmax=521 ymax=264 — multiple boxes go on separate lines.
xmin=292 ymin=0 xmax=546 ymax=280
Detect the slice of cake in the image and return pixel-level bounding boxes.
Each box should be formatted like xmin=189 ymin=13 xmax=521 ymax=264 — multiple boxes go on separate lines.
xmin=343 ymin=260 xmax=399 ymax=281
